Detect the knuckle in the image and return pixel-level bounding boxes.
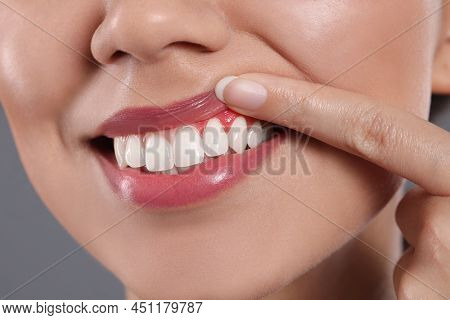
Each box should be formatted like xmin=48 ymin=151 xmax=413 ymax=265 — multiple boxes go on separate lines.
xmin=343 ymin=104 xmax=399 ymax=159
xmin=274 ymin=86 xmax=309 ymax=131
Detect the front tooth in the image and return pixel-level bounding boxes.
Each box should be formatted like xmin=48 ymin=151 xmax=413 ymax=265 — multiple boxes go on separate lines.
xmin=247 ymin=121 xmax=263 ymax=148
xmin=145 ymin=133 xmax=175 ymax=172
xmin=203 ymin=118 xmax=229 ymax=157
xmin=125 ymin=135 xmax=145 ymax=168
xmin=228 ymin=116 xmax=248 ymax=153
xmin=114 ymin=136 xmax=127 ymax=169
xmin=174 ymin=126 xmax=205 ymax=168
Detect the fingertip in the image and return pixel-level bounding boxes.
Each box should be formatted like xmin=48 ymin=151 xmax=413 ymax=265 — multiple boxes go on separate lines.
xmin=215 ymin=76 xmax=268 ymax=111
xmin=215 ymin=76 xmax=238 ymax=102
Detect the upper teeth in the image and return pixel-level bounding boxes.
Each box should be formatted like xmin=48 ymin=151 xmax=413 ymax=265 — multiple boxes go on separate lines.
xmin=125 ymin=135 xmax=145 ymax=168
xmin=145 ymin=133 xmax=174 ymax=172
xmin=247 ymin=121 xmax=264 ymax=149
xmin=114 ymin=117 xmax=269 ymax=173
xmin=173 ymin=125 xmax=205 ymax=168
xmin=113 ymin=136 xmax=127 ymax=169
xmin=203 ymin=118 xmax=229 ymax=157
xmin=228 ymin=116 xmax=248 ymax=154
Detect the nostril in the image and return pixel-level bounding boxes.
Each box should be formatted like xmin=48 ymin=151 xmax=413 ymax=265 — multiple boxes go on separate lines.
xmin=110 ymin=50 xmax=127 ymax=62
xmin=90 ymin=1 xmax=230 ymax=65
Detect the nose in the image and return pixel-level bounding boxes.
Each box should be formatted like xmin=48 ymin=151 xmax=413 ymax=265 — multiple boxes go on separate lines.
xmin=91 ymin=0 xmax=230 ymax=64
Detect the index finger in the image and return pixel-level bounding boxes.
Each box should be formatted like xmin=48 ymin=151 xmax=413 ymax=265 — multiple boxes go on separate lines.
xmin=215 ymin=73 xmax=450 ymax=196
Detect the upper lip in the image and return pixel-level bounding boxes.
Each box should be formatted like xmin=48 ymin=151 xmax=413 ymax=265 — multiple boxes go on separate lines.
xmin=97 ymin=91 xmax=226 ymax=138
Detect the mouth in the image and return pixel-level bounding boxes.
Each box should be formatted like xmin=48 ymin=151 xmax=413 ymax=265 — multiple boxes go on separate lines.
xmin=91 ymin=91 xmax=282 ymax=208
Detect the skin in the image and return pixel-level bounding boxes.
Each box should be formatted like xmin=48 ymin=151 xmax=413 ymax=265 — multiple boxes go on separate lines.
xmin=0 ymin=0 xmax=449 ymax=299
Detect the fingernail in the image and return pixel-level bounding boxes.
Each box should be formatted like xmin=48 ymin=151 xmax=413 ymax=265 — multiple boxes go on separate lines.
xmin=215 ymin=76 xmax=268 ymax=110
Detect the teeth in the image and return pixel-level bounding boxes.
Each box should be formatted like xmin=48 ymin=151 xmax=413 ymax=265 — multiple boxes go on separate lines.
xmin=203 ymin=118 xmax=229 ymax=157
xmin=145 ymin=133 xmax=175 ymax=172
xmin=125 ymin=135 xmax=145 ymax=168
xmin=173 ymin=126 xmax=205 ymax=168
xmin=113 ymin=117 xmax=272 ymax=172
xmin=247 ymin=121 xmax=264 ymax=148
xmin=114 ymin=137 xmax=127 ymax=169
xmin=228 ymin=116 xmax=248 ymax=154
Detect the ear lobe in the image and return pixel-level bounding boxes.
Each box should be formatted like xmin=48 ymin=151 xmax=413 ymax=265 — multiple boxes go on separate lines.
xmin=432 ymin=8 xmax=450 ymax=94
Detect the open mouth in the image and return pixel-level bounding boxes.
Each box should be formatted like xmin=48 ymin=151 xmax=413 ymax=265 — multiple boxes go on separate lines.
xmin=91 ymin=92 xmax=281 ymax=208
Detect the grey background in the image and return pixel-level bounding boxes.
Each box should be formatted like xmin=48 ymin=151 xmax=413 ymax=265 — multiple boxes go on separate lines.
xmin=0 ymin=96 xmax=449 ymax=300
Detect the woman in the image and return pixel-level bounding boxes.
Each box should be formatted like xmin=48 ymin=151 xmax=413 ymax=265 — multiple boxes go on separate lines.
xmin=0 ymin=0 xmax=449 ymax=299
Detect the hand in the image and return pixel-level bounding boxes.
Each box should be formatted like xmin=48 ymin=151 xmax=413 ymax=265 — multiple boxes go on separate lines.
xmin=215 ymin=73 xmax=450 ymax=299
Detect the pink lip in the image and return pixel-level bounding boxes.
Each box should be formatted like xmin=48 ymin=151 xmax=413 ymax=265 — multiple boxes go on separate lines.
xmin=99 ymin=91 xmax=228 ymax=137
xmin=96 ymin=91 xmax=280 ymax=208
xmin=99 ymin=139 xmax=278 ymax=208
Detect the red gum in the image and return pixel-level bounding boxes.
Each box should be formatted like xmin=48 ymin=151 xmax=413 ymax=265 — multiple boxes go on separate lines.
xmin=190 ymin=110 xmax=255 ymax=135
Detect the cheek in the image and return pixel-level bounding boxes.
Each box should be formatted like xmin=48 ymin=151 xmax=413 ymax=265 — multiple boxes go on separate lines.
xmin=0 ymin=1 xmax=103 ymax=226
xmin=239 ymin=0 xmax=439 ymax=117
xmin=0 ymin=1 xmax=99 ymax=124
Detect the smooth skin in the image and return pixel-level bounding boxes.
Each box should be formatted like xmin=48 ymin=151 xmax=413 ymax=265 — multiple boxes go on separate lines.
xmin=0 ymin=0 xmax=449 ymax=299
xmin=217 ymin=55 xmax=450 ymax=299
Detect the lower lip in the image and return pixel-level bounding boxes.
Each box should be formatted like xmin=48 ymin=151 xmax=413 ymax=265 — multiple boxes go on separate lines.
xmin=98 ymin=138 xmax=280 ymax=208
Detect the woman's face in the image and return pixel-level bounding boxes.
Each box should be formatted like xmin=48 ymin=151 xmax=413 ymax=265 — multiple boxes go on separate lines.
xmin=0 ymin=0 xmax=445 ymax=298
